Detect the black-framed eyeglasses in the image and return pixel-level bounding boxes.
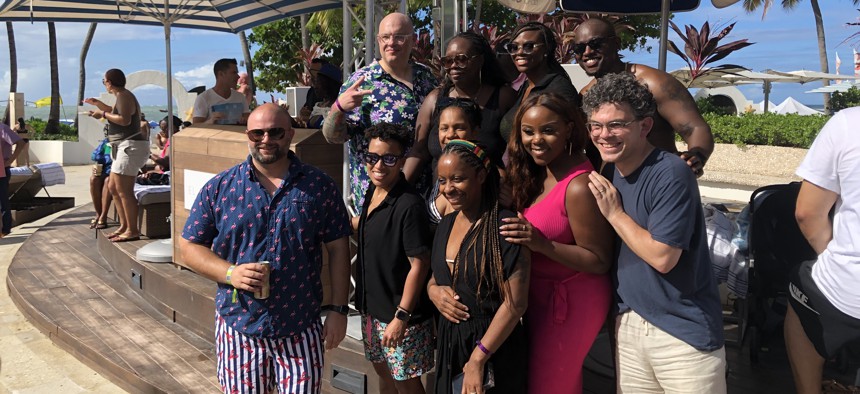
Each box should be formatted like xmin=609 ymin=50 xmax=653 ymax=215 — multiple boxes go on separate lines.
xmin=363 ymin=152 xmax=402 ymax=167
xmin=378 ymin=34 xmax=411 ymax=44
xmin=573 ymin=37 xmax=609 ymax=56
xmin=441 ymin=54 xmax=479 ymax=68
xmin=585 ymin=119 xmax=638 ymax=135
xmin=504 ymin=42 xmax=545 ymax=55
xmin=246 ymin=127 xmax=287 ymax=141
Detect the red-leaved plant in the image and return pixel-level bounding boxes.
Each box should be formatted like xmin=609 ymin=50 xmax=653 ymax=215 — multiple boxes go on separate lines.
xmin=667 ymin=21 xmax=753 ymax=85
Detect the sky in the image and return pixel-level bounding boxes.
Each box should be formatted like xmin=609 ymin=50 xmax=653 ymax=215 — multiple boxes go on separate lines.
xmin=1 ymin=1 xmax=859 ymax=109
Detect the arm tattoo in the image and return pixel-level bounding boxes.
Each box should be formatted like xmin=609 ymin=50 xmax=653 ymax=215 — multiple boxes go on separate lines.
xmin=322 ymin=110 xmax=348 ymax=144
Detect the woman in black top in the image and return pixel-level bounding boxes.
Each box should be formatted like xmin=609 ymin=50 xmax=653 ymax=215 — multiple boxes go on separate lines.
xmin=405 ymin=32 xmax=516 ymax=184
xmin=498 ymin=22 xmax=583 ymax=143
xmin=355 ymin=123 xmax=434 ymax=393
xmin=428 ymin=140 xmax=530 ymax=394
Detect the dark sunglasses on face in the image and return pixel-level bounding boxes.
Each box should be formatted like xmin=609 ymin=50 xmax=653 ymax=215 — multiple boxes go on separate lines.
xmin=363 ymin=152 xmax=402 ymax=167
xmin=504 ymin=42 xmax=545 ymax=55
xmin=441 ymin=54 xmax=479 ymax=68
xmin=573 ymin=37 xmax=609 ymax=56
xmin=246 ymin=127 xmax=287 ymax=141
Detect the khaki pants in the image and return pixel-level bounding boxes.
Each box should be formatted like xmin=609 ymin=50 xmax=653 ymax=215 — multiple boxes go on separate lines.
xmin=616 ymin=311 xmax=727 ymax=394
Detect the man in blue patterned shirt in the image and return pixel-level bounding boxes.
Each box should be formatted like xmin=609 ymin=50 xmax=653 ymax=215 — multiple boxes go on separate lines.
xmin=180 ymin=104 xmax=352 ymax=394
xmin=322 ymin=12 xmax=438 ymax=214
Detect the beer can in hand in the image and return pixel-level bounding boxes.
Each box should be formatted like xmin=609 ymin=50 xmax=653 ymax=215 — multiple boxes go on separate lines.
xmin=254 ymin=261 xmax=270 ymax=299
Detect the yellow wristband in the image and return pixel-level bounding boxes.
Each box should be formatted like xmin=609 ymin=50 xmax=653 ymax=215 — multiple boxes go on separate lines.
xmin=226 ymin=265 xmax=236 ymax=287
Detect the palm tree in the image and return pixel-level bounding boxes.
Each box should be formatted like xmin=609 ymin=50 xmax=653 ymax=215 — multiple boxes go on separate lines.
xmin=46 ymin=22 xmax=61 ymax=134
xmin=76 ymin=23 xmax=98 ymax=131
xmin=3 ymin=22 xmax=17 ymax=125
xmin=744 ymin=0 xmax=860 ymax=113
xmin=238 ymin=31 xmax=256 ymax=100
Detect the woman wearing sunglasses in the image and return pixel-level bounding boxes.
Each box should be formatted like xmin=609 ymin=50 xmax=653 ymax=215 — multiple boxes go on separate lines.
xmin=354 ymin=123 xmax=435 ymax=393
xmin=498 ymin=22 xmax=583 ymax=144
xmin=405 ymin=32 xmax=515 ymax=186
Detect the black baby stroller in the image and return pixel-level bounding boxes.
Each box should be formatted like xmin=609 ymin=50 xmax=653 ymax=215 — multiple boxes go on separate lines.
xmin=742 ymin=182 xmax=818 ymax=363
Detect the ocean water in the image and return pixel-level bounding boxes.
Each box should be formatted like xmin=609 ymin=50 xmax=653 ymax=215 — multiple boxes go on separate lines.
xmin=16 ymin=105 xmax=174 ymax=130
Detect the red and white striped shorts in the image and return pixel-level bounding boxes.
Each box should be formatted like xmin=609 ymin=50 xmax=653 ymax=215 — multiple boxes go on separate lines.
xmin=216 ymin=317 xmax=324 ymax=394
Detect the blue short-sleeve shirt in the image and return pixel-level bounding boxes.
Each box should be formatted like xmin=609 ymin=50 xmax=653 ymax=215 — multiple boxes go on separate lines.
xmin=606 ymin=149 xmax=724 ymax=351
xmin=182 ymin=152 xmax=351 ymax=338
xmin=340 ymin=61 xmax=438 ymax=213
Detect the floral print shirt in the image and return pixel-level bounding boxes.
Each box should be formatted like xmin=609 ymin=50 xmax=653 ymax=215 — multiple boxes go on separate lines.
xmin=182 ymin=152 xmax=351 ymax=338
xmin=340 ymin=60 xmax=438 ymax=213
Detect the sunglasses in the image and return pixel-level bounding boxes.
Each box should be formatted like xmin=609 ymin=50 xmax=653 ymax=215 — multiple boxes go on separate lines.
xmin=504 ymin=42 xmax=545 ymax=55
xmin=246 ymin=127 xmax=287 ymax=141
xmin=573 ymin=37 xmax=609 ymax=56
xmin=441 ymin=54 xmax=479 ymax=69
xmin=437 ymin=96 xmax=479 ymax=110
xmin=363 ymin=152 xmax=402 ymax=167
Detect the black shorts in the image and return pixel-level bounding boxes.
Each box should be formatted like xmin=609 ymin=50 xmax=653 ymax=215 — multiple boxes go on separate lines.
xmin=788 ymin=260 xmax=860 ymax=359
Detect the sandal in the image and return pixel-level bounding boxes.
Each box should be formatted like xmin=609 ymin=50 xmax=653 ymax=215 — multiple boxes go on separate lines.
xmin=89 ymin=219 xmax=98 ymax=229
xmin=94 ymin=221 xmax=108 ymax=229
xmin=110 ymin=234 xmax=141 ymax=243
xmin=107 ymin=231 xmax=124 ymax=239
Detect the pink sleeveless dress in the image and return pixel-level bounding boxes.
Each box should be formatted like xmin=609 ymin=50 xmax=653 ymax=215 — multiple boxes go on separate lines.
xmin=523 ymin=161 xmax=611 ymax=394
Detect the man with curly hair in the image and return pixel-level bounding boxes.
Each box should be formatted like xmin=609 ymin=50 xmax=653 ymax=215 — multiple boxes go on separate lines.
xmin=583 ymin=72 xmax=726 ymax=393
xmin=574 ymin=17 xmax=713 ymax=177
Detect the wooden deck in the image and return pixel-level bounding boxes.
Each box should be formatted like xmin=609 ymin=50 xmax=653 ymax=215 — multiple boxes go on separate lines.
xmin=7 ymin=204 xmax=858 ymax=393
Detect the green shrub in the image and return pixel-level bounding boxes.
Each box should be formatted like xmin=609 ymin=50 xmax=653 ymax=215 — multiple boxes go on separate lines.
xmin=25 ymin=118 xmax=79 ymax=141
xmin=696 ymin=96 xmax=736 ymax=116
xmin=702 ymin=112 xmax=829 ymax=149
xmin=830 ymin=87 xmax=860 ymax=112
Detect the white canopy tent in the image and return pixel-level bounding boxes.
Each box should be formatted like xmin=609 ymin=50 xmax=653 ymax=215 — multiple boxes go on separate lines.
xmin=772 ymin=97 xmax=823 ymax=115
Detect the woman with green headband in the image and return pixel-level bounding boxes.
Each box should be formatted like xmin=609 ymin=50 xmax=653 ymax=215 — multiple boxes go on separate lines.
xmin=428 ymin=140 xmax=530 ymax=394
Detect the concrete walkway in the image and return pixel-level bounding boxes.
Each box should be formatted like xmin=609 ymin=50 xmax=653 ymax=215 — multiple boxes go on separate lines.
xmin=0 ymin=165 xmax=123 ymax=393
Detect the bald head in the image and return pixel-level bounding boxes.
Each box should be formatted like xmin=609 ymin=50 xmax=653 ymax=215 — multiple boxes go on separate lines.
xmin=248 ymin=103 xmax=292 ymax=130
xmin=379 ymin=12 xmax=413 ymax=31
xmin=575 ymin=18 xmax=615 ymax=38
xmin=573 ymin=17 xmax=622 ymax=77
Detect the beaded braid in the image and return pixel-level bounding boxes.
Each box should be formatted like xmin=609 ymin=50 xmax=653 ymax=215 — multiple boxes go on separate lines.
xmin=442 ymin=140 xmax=512 ymax=303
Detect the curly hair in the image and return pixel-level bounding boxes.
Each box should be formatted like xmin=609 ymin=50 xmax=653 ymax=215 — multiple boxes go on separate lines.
xmin=364 ymin=122 xmax=413 ymax=153
xmin=510 ymin=22 xmax=569 ymax=78
xmin=440 ymin=31 xmax=509 ymax=94
xmin=506 ymin=93 xmax=588 ymax=212
xmin=441 ymin=140 xmax=510 ymax=302
xmin=581 ymin=72 xmax=656 ymax=119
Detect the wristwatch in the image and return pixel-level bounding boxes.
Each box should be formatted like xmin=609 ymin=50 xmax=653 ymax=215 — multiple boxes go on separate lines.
xmin=394 ymin=307 xmax=412 ymax=322
xmin=325 ymin=304 xmax=349 ymax=316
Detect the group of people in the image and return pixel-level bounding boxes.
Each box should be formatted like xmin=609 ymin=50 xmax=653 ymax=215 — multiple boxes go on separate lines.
xmin=174 ymin=12 xmax=859 ymax=394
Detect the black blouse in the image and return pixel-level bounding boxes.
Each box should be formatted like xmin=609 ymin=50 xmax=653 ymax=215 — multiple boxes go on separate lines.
xmin=356 ymin=175 xmax=433 ymax=323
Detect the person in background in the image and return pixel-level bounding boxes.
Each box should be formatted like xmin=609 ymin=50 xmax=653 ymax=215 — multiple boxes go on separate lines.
xmin=428 ymin=140 xmax=529 ymax=394
xmin=149 ymin=115 xmax=182 ymax=173
xmin=573 ymin=17 xmax=714 ymax=176
xmin=180 ymin=104 xmax=352 ymax=394
xmin=355 ymin=123 xmax=434 ymax=394
xmin=786 ymin=107 xmax=860 ymax=394
xmin=12 ymin=117 xmax=31 ymax=167
xmin=408 ymin=31 xmax=515 ymax=184
xmin=322 ymin=12 xmax=438 ymax=213
xmin=300 ymin=58 xmax=327 ymax=119
xmin=139 ymin=113 xmax=151 ymax=142
xmin=89 ymin=128 xmax=113 ymax=230
xmin=498 ymin=22 xmax=581 ymax=143
xmin=237 ymin=72 xmax=254 ymax=106
xmin=0 ymin=121 xmax=29 ymax=237
xmin=584 ymin=72 xmax=726 ymax=393
xmin=299 ymin=62 xmax=342 ymax=129
xmin=192 ymin=58 xmax=251 ymax=125
xmin=86 ymin=68 xmax=150 ymax=243
xmin=502 ymin=93 xmax=612 ymax=393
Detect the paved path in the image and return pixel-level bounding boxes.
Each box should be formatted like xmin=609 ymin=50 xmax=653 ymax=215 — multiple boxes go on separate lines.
xmin=0 ymin=165 xmax=123 ymax=393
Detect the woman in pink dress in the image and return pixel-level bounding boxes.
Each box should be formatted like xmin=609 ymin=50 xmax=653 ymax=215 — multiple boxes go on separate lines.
xmin=501 ymin=92 xmax=614 ymax=393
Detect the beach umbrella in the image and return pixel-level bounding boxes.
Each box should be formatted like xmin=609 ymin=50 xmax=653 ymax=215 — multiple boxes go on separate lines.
xmin=671 ymin=67 xmax=801 ymax=112
xmin=772 ymin=97 xmax=822 ymax=115
xmin=33 ymin=95 xmax=61 ymax=108
xmin=0 ymin=0 xmax=341 ymax=260
xmin=765 ymin=69 xmax=860 ymax=84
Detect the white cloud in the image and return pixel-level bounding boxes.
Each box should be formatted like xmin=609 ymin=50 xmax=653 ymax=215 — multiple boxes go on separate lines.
xmin=174 ymin=63 xmax=215 ymax=89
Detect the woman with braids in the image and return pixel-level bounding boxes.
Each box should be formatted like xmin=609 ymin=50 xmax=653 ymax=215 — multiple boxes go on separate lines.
xmin=498 ymin=22 xmax=582 ymax=144
xmin=405 ymin=31 xmax=515 ymax=184
xmin=428 ymin=140 xmax=530 ymax=394
xmin=501 ymin=93 xmax=612 ymax=393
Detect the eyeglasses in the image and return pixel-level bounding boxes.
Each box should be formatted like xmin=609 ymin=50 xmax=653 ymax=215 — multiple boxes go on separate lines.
xmin=573 ymin=37 xmax=609 ymax=56
xmin=377 ymin=34 xmax=411 ymax=44
xmin=441 ymin=54 xmax=479 ymax=68
xmin=363 ymin=152 xmax=402 ymax=167
xmin=246 ymin=127 xmax=287 ymax=141
xmin=504 ymin=42 xmax=545 ymax=55
xmin=585 ymin=119 xmax=638 ymax=135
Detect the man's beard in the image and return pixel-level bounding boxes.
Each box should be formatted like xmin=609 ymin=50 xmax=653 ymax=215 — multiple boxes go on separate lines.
xmin=250 ymin=144 xmax=285 ymax=164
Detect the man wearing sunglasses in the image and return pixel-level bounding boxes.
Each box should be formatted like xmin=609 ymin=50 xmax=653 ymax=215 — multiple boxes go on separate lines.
xmin=322 ymin=12 xmax=437 ymax=214
xmin=180 ymin=103 xmax=352 ymax=394
xmin=574 ymin=18 xmax=713 ymax=178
